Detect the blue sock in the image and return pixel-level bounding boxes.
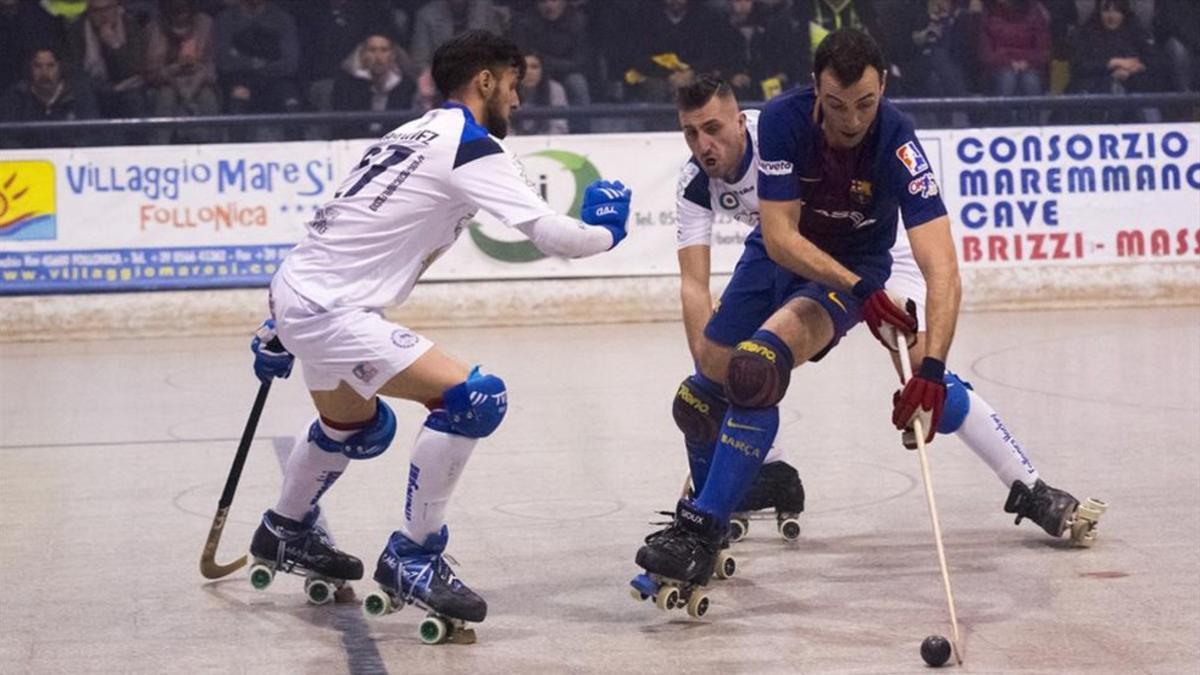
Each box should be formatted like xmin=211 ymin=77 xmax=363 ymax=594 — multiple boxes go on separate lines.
xmin=683 ymin=371 xmax=726 ymax=492
xmin=694 ymin=405 xmax=780 ymax=522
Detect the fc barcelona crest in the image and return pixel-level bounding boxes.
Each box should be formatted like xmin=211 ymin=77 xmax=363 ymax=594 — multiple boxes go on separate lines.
xmin=849 ymin=179 xmax=873 ymax=206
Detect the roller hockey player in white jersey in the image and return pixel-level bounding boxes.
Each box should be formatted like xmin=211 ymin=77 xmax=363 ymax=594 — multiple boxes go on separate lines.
xmin=646 ymin=69 xmax=1099 ymax=589
xmin=247 ymin=31 xmax=632 ymax=641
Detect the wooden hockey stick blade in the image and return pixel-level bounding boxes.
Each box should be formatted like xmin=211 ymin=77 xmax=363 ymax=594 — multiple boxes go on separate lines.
xmin=199 ymin=505 xmax=248 ymax=579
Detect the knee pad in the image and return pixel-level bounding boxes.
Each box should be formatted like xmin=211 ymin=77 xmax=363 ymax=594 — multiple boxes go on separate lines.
xmin=429 ymin=366 xmax=508 ymax=438
xmin=938 ymin=371 xmax=973 ymax=434
xmin=724 ymin=331 xmax=794 ymax=408
xmin=308 ymin=399 xmax=397 ymax=460
xmin=673 ymin=374 xmax=728 ymax=446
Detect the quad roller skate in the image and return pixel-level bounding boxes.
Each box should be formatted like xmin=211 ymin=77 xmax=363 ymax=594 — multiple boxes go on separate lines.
xmin=361 ymin=526 xmax=485 ymax=645
xmin=642 ymin=510 xmax=737 ymax=582
xmin=728 ymin=461 xmax=805 ymax=543
xmin=1004 ymin=479 xmax=1108 ymax=547
xmin=630 ymin=500 xmax=730 ymax=618
xmin=247 ymin=508 xmax=364 ymax=604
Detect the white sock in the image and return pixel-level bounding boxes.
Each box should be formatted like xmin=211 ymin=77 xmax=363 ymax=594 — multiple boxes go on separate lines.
xmin=764 ymin=445 xmax=786 ymax=464
xmin=955 ymin=388 xmax=1040 ymax=489
xmin=403 ymin=423 xmax=477 ymax=544
xmin=274 ymin=420 xmax=353 ymax=520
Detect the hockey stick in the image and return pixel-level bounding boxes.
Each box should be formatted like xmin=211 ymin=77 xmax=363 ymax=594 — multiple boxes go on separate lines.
xmin=199 ymin=379 xmax=272 ymax=579
xmin=896 ymin=342 xmax=964 ymax=666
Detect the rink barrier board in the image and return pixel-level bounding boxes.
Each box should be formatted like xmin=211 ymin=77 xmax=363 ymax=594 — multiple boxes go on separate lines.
xmin=0 ymin=263 xmax=1195 ymax=342
xmin=0 ymin=124 xmax=1197 ymax=337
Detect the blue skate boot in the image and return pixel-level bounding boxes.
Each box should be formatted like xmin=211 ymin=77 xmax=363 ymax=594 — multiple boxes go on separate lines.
xmin=248 ymin=508 xmax=363 ymax=604
xmin=729 ymin=460 xmax=806 ymax=543
xmin=362 ymin=526 xmax=486 ymax=644
xmin=630 ymin=500 xmax=730 ymax=618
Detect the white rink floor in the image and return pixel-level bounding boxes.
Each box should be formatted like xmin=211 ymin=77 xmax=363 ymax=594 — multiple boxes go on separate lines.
xmin=1 ymin=306 xmax=1198 ymax=674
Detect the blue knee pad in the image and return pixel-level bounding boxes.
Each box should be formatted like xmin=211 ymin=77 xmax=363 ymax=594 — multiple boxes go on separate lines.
xmin=674 ymin=372 xmax=728 ymax=492
xmin=938 ymin=372 xmax=973 ymax=434
xmin=673 ymin=373 xmax=728 ymax=447
xmin=308 ymin=399 xmax=397 ymax=460
xmin=428 ymin=366 xmax=508 ymax=438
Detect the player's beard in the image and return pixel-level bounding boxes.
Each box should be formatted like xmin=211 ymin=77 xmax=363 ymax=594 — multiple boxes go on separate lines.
xmin=484 ymin=90 xmax=510 ymax=139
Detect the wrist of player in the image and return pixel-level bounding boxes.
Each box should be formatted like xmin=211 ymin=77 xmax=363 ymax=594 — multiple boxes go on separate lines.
xmin=600 ymin=223 xmax=627 ymax=249
xmin=917 ymin=357 xmax=945 ymax=383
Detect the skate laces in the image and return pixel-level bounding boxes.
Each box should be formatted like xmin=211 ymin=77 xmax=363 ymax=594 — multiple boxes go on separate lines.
xmin=1005 ymin=483 xmax=1049 ymax=525
xmin=395 ymin=551 xmax=463 ymax=604
xmin=643 ymin=511 xmax=681 ymax=544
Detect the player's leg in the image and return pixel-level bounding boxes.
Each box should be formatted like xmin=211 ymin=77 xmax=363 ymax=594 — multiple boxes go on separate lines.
xmin=678 ymin=229 xmax=797 ymax=496
xmin=366 ymin=348 xmax=501 ymax=624
xmin=674 ymin=337 xmax=733 ymax=493
xmin=638 ymin=294 xmax=836 ymax=584
xmin=885 ymin=264 xmax=1081 ymax=537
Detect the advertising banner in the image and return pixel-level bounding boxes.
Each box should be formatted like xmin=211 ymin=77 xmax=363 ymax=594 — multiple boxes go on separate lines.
xmin=1 ymin=123 xmax=1197 ymax=295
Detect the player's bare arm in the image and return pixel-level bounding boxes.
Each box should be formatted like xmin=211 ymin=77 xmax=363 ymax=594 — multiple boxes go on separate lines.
xmin=677 ymin=244 xmax=713 ymax=362
xmin=907 ymin=214 xmax=960 ymax=363
xmin=759 ymin=196 xmax=861 ymax=293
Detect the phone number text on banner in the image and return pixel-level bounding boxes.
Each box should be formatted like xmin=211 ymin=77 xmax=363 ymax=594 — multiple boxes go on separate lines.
xmin=0 ymin=244 xmax=295 ymax=293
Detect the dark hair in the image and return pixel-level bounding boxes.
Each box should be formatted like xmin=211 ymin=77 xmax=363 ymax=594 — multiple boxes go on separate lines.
xmin=362 ymin=30 xmax=398 ymax=46
xmin=431 ymin=30 xmax=525 ymax=99
xmin=812 ymin=29 xmax=887 ymax=88
xmin=1092 ymin=0 xmax=1134 ymax=23
xmin=28 ymin=44 xmax=61 ymax=66
xmin=675 ymin=74 xmax=734 ymax=111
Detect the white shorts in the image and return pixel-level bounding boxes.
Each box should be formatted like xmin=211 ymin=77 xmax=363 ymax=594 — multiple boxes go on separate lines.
xmin=269 ymin=276 xmax=434 ymax=399
xmin=885 ymin=246 xmax=927 ymax=326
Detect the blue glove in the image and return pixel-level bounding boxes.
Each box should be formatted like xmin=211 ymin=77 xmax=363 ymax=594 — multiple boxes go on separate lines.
xmin=581 ymin=179 xmax=631 ymax=249
xmin=250 ymin=318 xmax=294 ymax=384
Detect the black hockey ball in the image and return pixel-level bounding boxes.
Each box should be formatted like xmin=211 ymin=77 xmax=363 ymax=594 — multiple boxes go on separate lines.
xmin=921 ymin=635 xmax=951 ymax=667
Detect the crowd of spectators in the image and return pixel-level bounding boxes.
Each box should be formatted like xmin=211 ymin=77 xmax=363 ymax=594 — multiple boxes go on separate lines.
xmin=0 ymin=0 xmax=1196 ymax=145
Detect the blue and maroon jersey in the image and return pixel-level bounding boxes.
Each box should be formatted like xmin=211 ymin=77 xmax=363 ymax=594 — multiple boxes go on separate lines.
xmin=756 ymin=86 xmax=947 ymax=257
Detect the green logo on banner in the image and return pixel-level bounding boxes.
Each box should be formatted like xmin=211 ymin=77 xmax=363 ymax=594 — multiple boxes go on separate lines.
xmin=468 ymin=150 xmax=602 ymax=263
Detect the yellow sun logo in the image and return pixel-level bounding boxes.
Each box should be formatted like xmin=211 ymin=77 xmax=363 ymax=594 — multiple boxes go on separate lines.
xmin=0 ymin=161 xmax=56 ymax=240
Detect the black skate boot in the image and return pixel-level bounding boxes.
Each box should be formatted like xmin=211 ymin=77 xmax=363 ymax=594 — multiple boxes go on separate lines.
xmin=641 ymin=506 xmax=737 ymax=581
xmin=1004 ymin=479 xmax=1080 ymax=537
xmin=630 ymin=500 xmax=730 ymax=617
xmin=362 ymin=526 xmax=486 ymax=644
xmin=731 ymin=460 xmax=805 ymax=542
xmin=248 ymin=508 xmax=364 ymax=604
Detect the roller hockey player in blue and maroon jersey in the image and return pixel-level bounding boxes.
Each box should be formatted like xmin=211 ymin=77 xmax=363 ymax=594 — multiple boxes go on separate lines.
xmin=634 ymin=30 xmax=1104 ymax=611
xmin=246 ymin=30 xmax=632 ymax=643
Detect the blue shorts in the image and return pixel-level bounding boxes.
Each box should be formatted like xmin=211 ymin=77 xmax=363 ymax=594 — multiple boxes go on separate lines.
xmin=704 ymin=228 xmax=891 ymax=359
xmin=704 ymin=228 xmax=781 ymax=348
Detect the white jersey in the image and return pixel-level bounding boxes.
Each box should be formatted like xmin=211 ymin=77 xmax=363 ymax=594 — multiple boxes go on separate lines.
xmin=676 ymin=110 xmax=763 ymax=249
xmin=280 ymin=104 xmax=555 ymax=310
xmin=674 ymin=108 xmax=919 ymax=300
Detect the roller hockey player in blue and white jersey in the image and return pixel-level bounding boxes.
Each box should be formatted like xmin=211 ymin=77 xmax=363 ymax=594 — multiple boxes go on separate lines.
xmin=246 ymin=30 xmax=632 ymax=643
xmin=635 ymin=38 xmax=1103 ymax=611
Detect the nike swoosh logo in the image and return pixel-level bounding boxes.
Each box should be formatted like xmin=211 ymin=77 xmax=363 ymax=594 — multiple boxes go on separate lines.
xmin=827 ymin=291 xmax=846 ymax=312
xmin=726 ymin=420 xmax=764 ymax=432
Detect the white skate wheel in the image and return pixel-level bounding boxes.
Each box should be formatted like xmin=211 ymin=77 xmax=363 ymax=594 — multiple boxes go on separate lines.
xmin=686 ymin=590 xmax=710 ymax=618
xmin=305 ymin=578 xmax=334 ymax=605
xmin=362 ymin=590 xmax=394 ymax=618
xmin=630 ymin=587 xmax=648 ymax=602
xmin=730 ymin=518 xmax=749 ymax=543
xmin=419 ymin=616 xmax=449 ymax=644
xmin=248 ymin=563 xmax=274 ymax=591
xmin=656 ymin=586 xmax=680 ymax=611
xmin=779 ymin=518 xmax=801 ymax=541
xmin=714 ymin=551 xmax=736 ymax=580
